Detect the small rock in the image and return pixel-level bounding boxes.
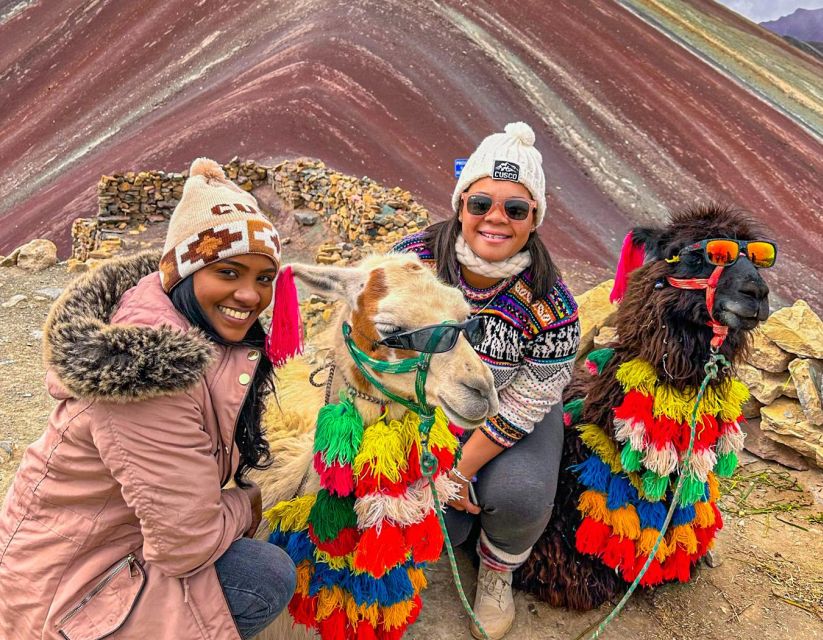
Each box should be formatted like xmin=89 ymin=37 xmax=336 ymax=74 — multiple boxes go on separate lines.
xmin=743 ymin=417 xmax=809 ymax=470
xmin=788 ymin=358 xmax=823 ymax=425
xmin=760 ymin=397 xmax=822 ymax=468
xmin=2 ymin=294 xmax=28 ymax=308
xmin=17 ymin=239 xmax=58 ymax=272
xmin=0 ymin=440 xmax=14 ymax=464
xmin=31 ymin=330 xmax=43 ymax=340
xmin=744 ymin=327 xmax=793 ymax=373
xmin=66 ymin=258 xmax=89 ymax=274
xmin=576 ymin=280 xmax=619 ymax=356
xmin=34 ymin=287 xmax=64 ymax=300
xmin=761 ymin=300 xmax=823 ymax=359
xmin=594 ymin=326 xmax=619 ymax=349
xmin=703 ymin=549 xmax=723 ymax=568
xmin=0 ymin=248 xmax=20 ymax=267
xmin=735 ymin=361 xmax=793 ymax=405
xmin=294 ymin=211 xmax=319 ymax=226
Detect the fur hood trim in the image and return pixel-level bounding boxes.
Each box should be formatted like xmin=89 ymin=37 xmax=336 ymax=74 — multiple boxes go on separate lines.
xmin=43 ymin=251 xmax=214 ymax=402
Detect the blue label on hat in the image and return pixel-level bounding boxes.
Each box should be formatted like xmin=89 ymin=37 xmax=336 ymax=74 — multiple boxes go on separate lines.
xmin=492 ymin=160 xmax=520 ymax=181
xmin=454 ymin=158 xmax=468 ymax=179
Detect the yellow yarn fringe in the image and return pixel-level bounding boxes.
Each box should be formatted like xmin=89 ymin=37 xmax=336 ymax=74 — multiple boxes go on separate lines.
xmin=314 ymin=550 xmax=352 ymax=571
xmin=693 ymin=501 xmax=716 ymax=528
xmin=381 ymin=600 xmax=417 ymax=630
xmin=638 ymin=527 xmax=670 ymax=562
xmin=707 ymin=472 xmax=720 ymax=502
xmin=578 ymin=489 xmax=611 ymax=524
xmin=295 ymin=560 xmax=313 ymax=597
xmin=668 ymin=524 xmax=698 ymax=554
xmin=616 ymin=358 xmax=749 ymax=423
xmin=316 ymin=586 xmax=346 ymax=621
xmin=578 ymin=424 xmax=622 ymax=473
xmin=353 ymin=418 xmax=408 ymax=482
xmin=344 ymin=596 xmax=380 ymax=627
xmin=264 ymin=494 xmax=316 ymax=532
xmin=408 ymin=567 xmax=428 ymax=593
xmin=610 ymin=505 xmax=641 ymax=540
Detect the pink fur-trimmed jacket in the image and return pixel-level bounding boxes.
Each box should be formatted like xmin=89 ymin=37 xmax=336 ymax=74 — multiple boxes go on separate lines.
xmin=0 ymin=253 xmax=259 ymax=639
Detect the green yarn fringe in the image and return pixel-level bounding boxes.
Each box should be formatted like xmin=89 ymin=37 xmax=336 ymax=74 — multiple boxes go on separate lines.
xmin=679 ymin=474 xmax=707 ymax=506
xmin=586 ymin=348 xmax=615 ymax=375
xmin=620 ymin=442 xmax=643 ymax=473
xmin=563 ymin=398 xmax=585 ymax=425
xmin=642 ymin=470 xmax=669 ymax=501
xmin=314 ymin=396 xmax=364 ymax=466
xmin=714 ymin=451 xmax=739 ymax=478
xmin=307 ymin=490 xmax=357 ymax=541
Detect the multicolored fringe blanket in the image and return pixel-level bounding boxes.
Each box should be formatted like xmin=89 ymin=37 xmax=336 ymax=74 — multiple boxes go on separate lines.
xmin=566 ymin=349 xmax=748 ymax=587
xmin=266 ymin=395 xmax=461 ymax=639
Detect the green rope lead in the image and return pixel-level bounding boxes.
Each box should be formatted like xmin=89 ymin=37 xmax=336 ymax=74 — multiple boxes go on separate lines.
xmin=578 ymin=351 xmax=730 ymax=640
xmin=421 ymin=436 xmax=490 ymax=640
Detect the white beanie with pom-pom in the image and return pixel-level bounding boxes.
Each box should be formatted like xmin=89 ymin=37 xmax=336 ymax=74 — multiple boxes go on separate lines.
xmin=159 ymin=157 xmax=281 ymax=292
xmin=451 ymin=122 xmax=547 ymax=226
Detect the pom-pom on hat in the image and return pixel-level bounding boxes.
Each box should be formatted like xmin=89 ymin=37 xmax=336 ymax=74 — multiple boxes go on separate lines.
xmin=452 ymin=122 xmax=547 ymax=226
xmin=159 ymin=158 xmax=281 ymax=292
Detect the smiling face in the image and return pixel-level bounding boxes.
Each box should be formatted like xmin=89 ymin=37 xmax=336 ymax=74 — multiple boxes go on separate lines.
xmin=459 ymin=176 xmax=535 ymax=263
xmin=192 ymin=253 xmax=277 ymax=342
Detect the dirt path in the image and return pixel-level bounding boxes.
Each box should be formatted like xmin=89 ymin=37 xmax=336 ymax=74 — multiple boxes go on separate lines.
xmin=1 ymin=263 xmax=821 ymax=639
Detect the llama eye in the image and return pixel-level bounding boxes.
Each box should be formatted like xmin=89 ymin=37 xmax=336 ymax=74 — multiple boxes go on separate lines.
xmin=375 ymin=323 xmax=402 ymax=336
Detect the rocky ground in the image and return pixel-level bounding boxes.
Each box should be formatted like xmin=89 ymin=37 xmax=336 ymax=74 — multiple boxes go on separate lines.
xmin=1 ymin=261 xmax=821 ymax=639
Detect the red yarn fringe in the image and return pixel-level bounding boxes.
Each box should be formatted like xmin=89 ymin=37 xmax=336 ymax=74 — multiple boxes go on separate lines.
xmin=310 ymin=525 xmax=360 ymax=557
xmin=406 ymin=511 xmax=444 ymax=564
xmin=266 ymin=266 xmax=304 ymax=367
xmin=317 ymin=608 xmax=348 ymax=639
xmin=575 ymin=516 xmax=611 ymax=556
xmin=601 ymin=534 xmax=636 ymax=572
xmin=353 ymin=522 xmax=408 ymax=578
xmin=288 ymin=593 xmax=319 ymax=628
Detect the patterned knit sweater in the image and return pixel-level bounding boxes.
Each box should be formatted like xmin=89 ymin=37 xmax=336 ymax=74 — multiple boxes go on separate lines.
xmin=393 ymin=232 xmax=580 ymax=447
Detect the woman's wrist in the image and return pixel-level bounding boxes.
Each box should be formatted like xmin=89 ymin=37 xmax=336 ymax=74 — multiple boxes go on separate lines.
xmin=450 ymin=467 xmax=473 ymax=484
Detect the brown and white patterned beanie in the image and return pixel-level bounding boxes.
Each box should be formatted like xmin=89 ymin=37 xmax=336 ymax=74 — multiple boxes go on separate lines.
xmin=159 ymin=158 xmax=281 ymax=292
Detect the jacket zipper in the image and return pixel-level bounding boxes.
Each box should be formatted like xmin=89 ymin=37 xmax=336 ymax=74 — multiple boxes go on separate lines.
xmin=57 ymin=554 xmax=136 ymax=627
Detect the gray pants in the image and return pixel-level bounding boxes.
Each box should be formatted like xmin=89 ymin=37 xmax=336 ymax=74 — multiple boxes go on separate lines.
xmin=446 ymin=402 xmax=564 ymax=560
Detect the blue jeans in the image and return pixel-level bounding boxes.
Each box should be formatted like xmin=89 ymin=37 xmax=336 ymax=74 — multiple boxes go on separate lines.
xmin=215 ymin=537 xmax=296 ymax=639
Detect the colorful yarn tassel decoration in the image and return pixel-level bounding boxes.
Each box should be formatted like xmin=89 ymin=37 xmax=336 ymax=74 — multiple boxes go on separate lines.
xmin=266 ymin=266 xmax=304 ymax=367
xmin=610 ymin=231 xmax=647 ymax=303
xmin=571 ymin=357 xmax=747 ymax=588
xmin=266 ymin=401 xmax=460 ymax=638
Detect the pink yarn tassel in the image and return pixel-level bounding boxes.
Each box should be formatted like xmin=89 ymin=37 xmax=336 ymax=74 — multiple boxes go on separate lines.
xmin=266 ymin=266 xmax=303 ymax=367
xmin=609 ymin=231 xmax=646 ymax=303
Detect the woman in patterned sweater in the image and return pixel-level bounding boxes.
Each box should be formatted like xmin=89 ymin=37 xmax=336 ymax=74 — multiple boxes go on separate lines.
xmin=394 ymin=122 xmax=580 ymax=640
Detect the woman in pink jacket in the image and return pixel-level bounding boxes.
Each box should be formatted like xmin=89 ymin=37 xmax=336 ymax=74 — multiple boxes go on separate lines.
xmin=0 ymin=159 xmax=296 ymax=639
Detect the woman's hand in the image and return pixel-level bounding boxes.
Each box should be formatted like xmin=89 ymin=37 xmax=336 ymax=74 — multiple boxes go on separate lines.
xmin=447 ymin=470 xmax=481 ymax=514
xmin=241 ymin=481 xmax=263 ymax=538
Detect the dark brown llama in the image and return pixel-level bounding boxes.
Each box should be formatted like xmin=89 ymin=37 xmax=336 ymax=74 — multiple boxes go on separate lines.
xmin=515 ymin=204 xmax=772 ymax=610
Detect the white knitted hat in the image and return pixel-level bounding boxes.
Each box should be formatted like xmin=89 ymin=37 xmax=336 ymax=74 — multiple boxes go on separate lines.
xmin=452 ymin=122 xmax=546 ymax=226
xmin=159 ymin=158 xmax=281 ymax=292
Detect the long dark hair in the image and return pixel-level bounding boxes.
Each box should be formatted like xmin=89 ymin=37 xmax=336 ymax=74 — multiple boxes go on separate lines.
xmin=423 ymin=211 xmax=560 ymax=299
xmin=170 ymin=276 xmax=273 ymax=487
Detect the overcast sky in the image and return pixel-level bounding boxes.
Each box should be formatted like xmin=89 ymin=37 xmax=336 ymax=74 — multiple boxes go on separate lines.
xmin=715 ymin=0 xmax=823 ymax=22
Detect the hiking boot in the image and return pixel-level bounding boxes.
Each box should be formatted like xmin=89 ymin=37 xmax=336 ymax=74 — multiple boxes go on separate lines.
xmin=470 ymin=563 xmax=515 ymax=640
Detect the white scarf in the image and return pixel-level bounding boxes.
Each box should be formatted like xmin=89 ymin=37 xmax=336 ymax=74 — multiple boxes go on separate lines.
xmin=455 ymin=234 xmax=532 ymax=279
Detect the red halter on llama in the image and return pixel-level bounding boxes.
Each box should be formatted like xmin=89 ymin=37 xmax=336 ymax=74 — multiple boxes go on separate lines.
xmin=516 ymin=204 xmax=774 ymax=610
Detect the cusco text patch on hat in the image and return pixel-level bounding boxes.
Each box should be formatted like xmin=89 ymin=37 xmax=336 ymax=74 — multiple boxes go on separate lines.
xmin=492 ymin=160 xmax=520 ymax=181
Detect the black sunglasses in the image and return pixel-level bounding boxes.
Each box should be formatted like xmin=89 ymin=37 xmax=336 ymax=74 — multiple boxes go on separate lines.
xmin=376 ymin=316 xmax=488 ymax=354
xmin=461 ymin=193 xmax=535 ymax=221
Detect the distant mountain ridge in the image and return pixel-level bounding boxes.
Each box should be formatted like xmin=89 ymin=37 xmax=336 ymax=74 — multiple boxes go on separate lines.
xmin=761 ymin=7 xmax=823 ymax=41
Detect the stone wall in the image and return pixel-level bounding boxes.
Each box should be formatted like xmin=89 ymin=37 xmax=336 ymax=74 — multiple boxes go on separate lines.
xmin=70 ymin=158 xmax=430 ymax=265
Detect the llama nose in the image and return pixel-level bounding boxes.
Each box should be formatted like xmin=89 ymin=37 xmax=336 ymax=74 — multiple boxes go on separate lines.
xmin=740 ymin=277 xmax=769 ymax=301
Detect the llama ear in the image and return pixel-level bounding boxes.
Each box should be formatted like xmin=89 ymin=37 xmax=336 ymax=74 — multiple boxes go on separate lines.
xmin=630 ymin=226 xmax=667 ymax=260
xmin=290 ymin=263 xmax=367 ymax=307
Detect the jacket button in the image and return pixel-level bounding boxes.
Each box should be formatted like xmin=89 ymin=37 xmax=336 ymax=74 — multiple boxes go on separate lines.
xmin=247 ymin=350 xmax=260 ymax=361
xmin=238 ymin=373 xmax=251 ymax=385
